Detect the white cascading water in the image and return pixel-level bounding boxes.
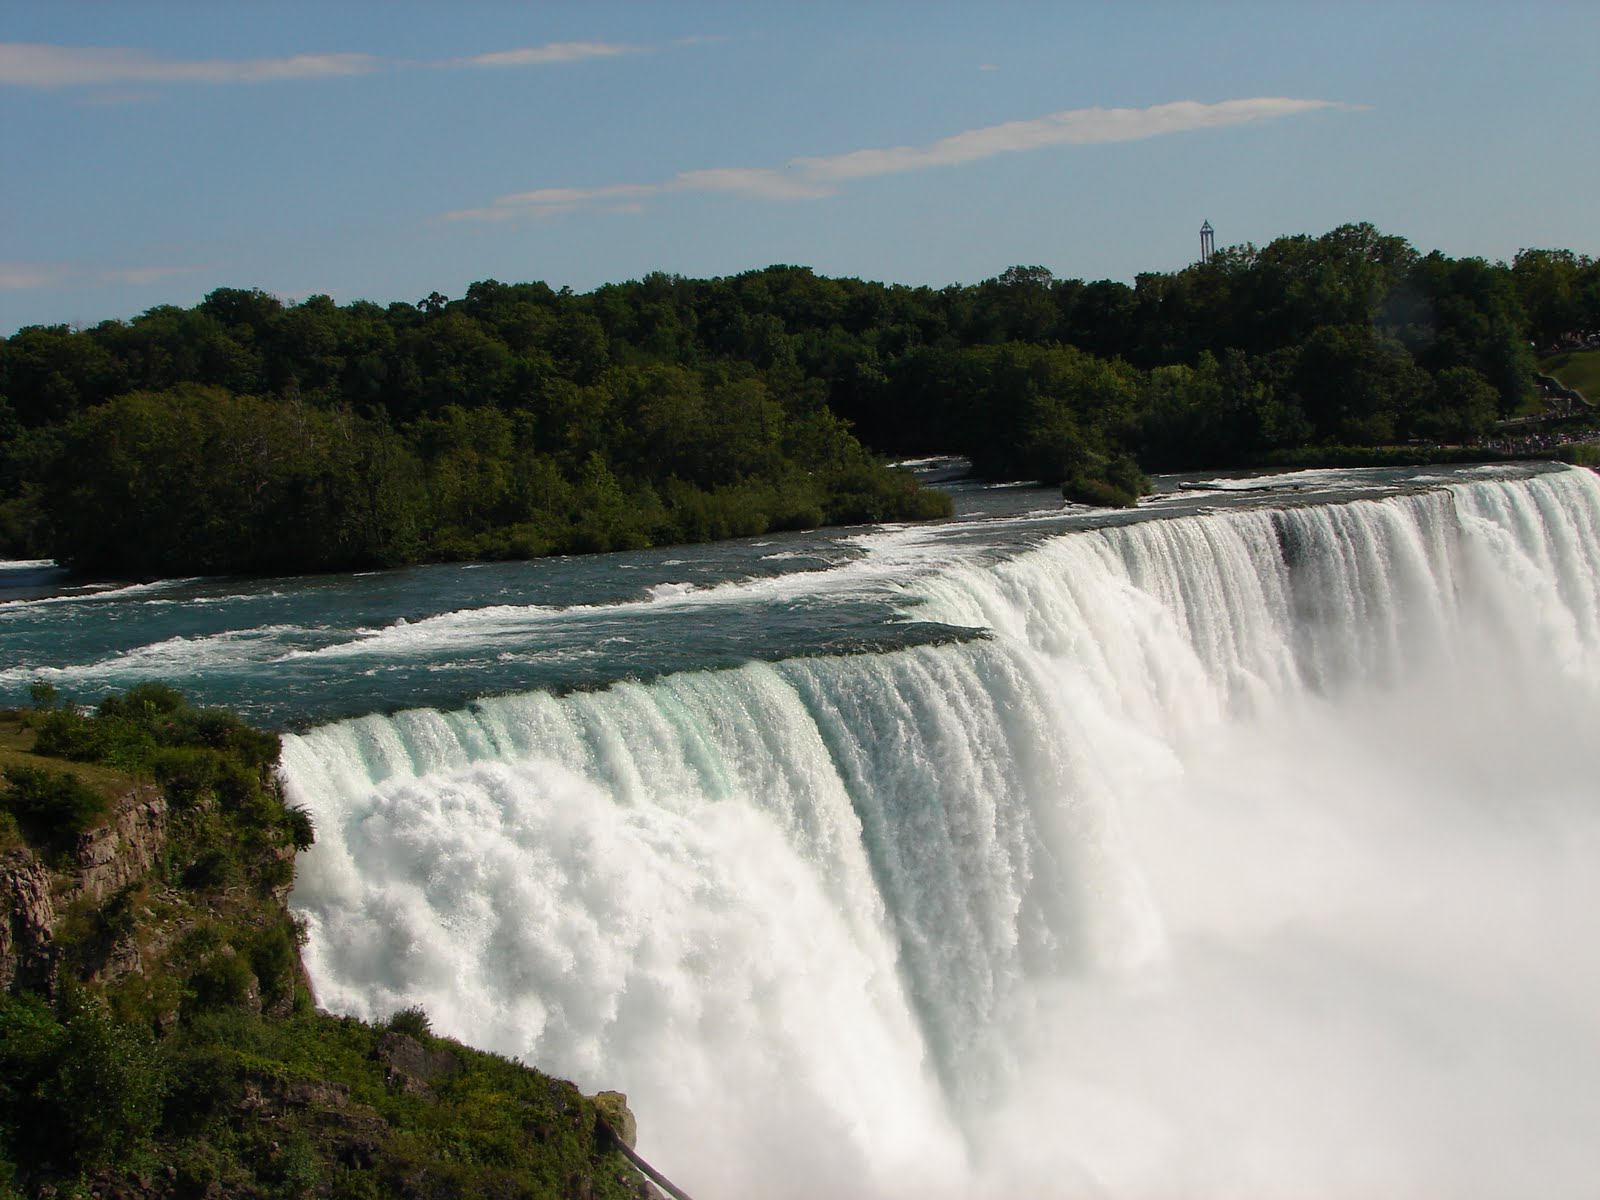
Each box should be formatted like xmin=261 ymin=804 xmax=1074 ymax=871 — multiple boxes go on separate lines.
xmin=281 ymin=468 xmax=1600 ymax=1199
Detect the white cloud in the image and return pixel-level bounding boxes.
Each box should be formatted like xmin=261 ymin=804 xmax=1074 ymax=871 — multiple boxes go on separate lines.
xmin=0 ymin=263 xmax=71 ymax=291
xmin=667 ymin=167 xmax=833 ymax=202
xmin=451 ymin=41 xmax=642 ymax=68
xmin=0 ymin=262 xmax=201 ymax=291
xmin=497 ymin=182 xmax=663 ymax=208
xmin=103 ymin=265 xmax=205 ymax=286
xmin=447 ymin=97 xmax=1352 ymax=222
xmin=797 ymin=98 xmax=1339 ymax=182
xmin=0 ymin=43 xmax=380 ymax=87
xmin=0 ymin=38 xmax=655 ymax=89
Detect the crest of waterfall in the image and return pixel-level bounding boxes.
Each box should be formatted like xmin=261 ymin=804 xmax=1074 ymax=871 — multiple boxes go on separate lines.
xmin=282 ymin=467 xmax=1600 ymax=1200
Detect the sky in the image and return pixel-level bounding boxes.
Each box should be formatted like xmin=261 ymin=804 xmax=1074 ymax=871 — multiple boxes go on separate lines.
xmin=3 ymin=1 xmax=1598 ymax=334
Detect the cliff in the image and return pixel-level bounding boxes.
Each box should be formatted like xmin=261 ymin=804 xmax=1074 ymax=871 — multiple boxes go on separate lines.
xmin=0 ymin=694 xmax=659 ymax=1200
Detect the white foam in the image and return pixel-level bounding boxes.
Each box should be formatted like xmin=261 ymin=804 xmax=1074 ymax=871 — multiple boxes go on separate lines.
xmin=0 ymin=624 xmax=313 ymax=688
xmin=283 ymin=467 xmax=1600 ymax=1199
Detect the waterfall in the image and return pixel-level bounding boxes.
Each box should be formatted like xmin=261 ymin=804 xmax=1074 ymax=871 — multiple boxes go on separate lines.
xmin=281 ymin=467 xmax=1600 ymax=1199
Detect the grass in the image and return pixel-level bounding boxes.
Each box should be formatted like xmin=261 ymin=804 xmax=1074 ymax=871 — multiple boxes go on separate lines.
xmin=1539 ymin=349 xmax=1600 ymax=402
xmin=0 ymin=711 xmax=142 ymax=804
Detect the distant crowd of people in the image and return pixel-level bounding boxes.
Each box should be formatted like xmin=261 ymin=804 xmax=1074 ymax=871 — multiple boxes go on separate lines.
xmin=1478 ymin=428 xmax=1597 ymax=456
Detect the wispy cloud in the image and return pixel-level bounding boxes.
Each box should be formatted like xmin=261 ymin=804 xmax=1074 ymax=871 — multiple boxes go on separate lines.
xmin=0 ymin=39 xmax=657 ymax=89
xmin=0 ymin=44 xmax=380 ymax=88
xmin=447 ymin=41 xmax=642 ymax=69
xmin=0 ymin=264 xmax=71 ymax=291
xmin=0 ymin=262 xmax=202 ymax=291
xmin=444 ymin=97 xmax=1353 ymax=222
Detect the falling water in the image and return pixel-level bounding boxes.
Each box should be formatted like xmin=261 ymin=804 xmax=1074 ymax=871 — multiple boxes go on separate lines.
xmin=282 ymin=468 xmax=1600 ymax=1199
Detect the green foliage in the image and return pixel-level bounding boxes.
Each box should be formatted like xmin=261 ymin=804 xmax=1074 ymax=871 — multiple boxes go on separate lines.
xmin=246 ymin=920 xmax=303 ymax=1011
xmin=284 ymin=804 xmax=316 ymax=852
xmin=150 ymin=745 xmax=222 ymax=807
xmin=34 ymin=684 xmax=281 ymax=778
xmin=385 ymin=1005 xmax=433 ymax=1040
xmin=187 ymin=947 xmax=258 ymax=1013
xmin=1552 ymin=442 xmax=1600 ymax=466
xmin=4 ymin=227 xmax=1591 ymax=573
xmin=1 ymin=764 xmax=107 ymax=851
xmin=32 ymin=707 xmax=156 ymax=772
xmin=0 ymin=990 xmax=162 ymax=1175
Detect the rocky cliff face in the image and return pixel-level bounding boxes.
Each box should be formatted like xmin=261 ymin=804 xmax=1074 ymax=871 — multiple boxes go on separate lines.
xmin=0 ymin=783 xmax=167 ymax=996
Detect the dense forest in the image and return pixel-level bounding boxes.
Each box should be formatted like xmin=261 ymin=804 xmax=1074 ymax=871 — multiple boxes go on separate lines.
xmin=3 ymin=223 xmax=1597 ymax=577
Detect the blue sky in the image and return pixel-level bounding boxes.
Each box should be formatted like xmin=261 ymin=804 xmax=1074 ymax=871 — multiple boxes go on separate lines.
xmin=3 ymin=1 xmax=1597 ymax=334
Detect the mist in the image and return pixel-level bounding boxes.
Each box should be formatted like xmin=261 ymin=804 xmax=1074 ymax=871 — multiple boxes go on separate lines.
xmin=285 ymin=468 xmax=1600 ymax=1199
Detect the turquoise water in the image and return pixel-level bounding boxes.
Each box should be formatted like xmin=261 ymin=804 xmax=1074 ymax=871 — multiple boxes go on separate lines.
xmin=0 ymin=462 xmax=1555 ymax=726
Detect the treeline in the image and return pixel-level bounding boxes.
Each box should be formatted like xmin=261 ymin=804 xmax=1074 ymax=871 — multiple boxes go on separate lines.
xmin=2 ymin=223 xmax=1596 ymax=575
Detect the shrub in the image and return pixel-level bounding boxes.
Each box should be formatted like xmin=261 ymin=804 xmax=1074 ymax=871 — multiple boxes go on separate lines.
xmin=0 ymin=991 xmax=162 ymax=1174
xmin=187 ymin=949 xmax=257 ymax=1014
xmin=385 ymin=1005 xmax=433 ymax=1040
xmin=247 ymin=922 xmax=300 ymax=1010
xmin=32 ymin=709 xmax=155 ymax=772
xmin=215 ymin=759 xmax=261 ymax=809
xmin=151 ymin=746 xmax=221 ymax=807
xmin=43 ymin=993 xmax=163 ymax=1170
xmin=1 ymin=765 xmax=108 ymax=850
xmin=183 ymin=845 xmax=243 ymax=891
xmin=284 ymin=805 xmax=315 ymax=851
xmin=97 ymin=681 xmax=186 ymax=724
xmin=1061 ymin=473 xmax=1142 ymax=509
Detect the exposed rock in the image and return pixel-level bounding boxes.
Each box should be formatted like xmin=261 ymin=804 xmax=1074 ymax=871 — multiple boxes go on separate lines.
xmin=592 ymin=1091 xmax=637 ymax=1149
xmin=375 ymin=1030 xmax=463 ymax=1099
xmin=67 ymin=787 xmax=166 ymax=904
xmin=382 ymin=1031 xmax=463 ymax=1079
xmin=269 ymin=1077 xmax=352 ymax=1110
xmin=0 ymin=850 xmax=57 ymax=993
xmin=1 ymin=785 xmax=169 ymax=997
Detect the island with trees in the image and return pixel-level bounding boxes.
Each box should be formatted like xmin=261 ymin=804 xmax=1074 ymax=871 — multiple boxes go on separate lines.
xmin=2 ymin=223 xmax=1597 ymax=579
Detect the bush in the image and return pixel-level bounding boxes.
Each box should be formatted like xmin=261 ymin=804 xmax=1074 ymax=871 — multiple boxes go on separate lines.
xmin=1062 ymin=474 xmax=1143 ymax=508
xmin=0 ymin=991 xmax=162 ymax=1174
xmin=247 ymin=922 xmax=300 ymax=1010
xmin=187 ymin=950 xmax=258 ymax=1014
xmin=1554 ymin=442 xmax=1600 ymax=466
xmin=1 ymin=765 xmax=108 ymax=850
xmin=44 ymin=993 xmax=164 ymax=1170
xmin=98 ymin=681 xmax=187 ymax=724
xmin=32 ymin=709 xmax=155 ymax=772
xmin=151 ymin=746 xmax=221 ymax=807
xmin=385 ymin=1005 xmax=433 ymax=1040
xmin=183 ymin=845 xmax=243 ymax=891
xmin=284 ymin=805 xmax=315 ymax=852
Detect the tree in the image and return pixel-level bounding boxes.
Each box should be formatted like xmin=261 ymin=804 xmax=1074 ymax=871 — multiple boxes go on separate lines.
xmin=1417 ymin=366 xmax=1499 ymax=443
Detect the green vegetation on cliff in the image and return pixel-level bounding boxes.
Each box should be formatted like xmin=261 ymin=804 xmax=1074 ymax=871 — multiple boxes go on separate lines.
xmin=0 ymin=687 xmax=653 ymax=1199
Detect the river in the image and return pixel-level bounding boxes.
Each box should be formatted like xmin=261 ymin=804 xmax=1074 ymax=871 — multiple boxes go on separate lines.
xmin=3 ymin=462 xmax=1598 ymax=1199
